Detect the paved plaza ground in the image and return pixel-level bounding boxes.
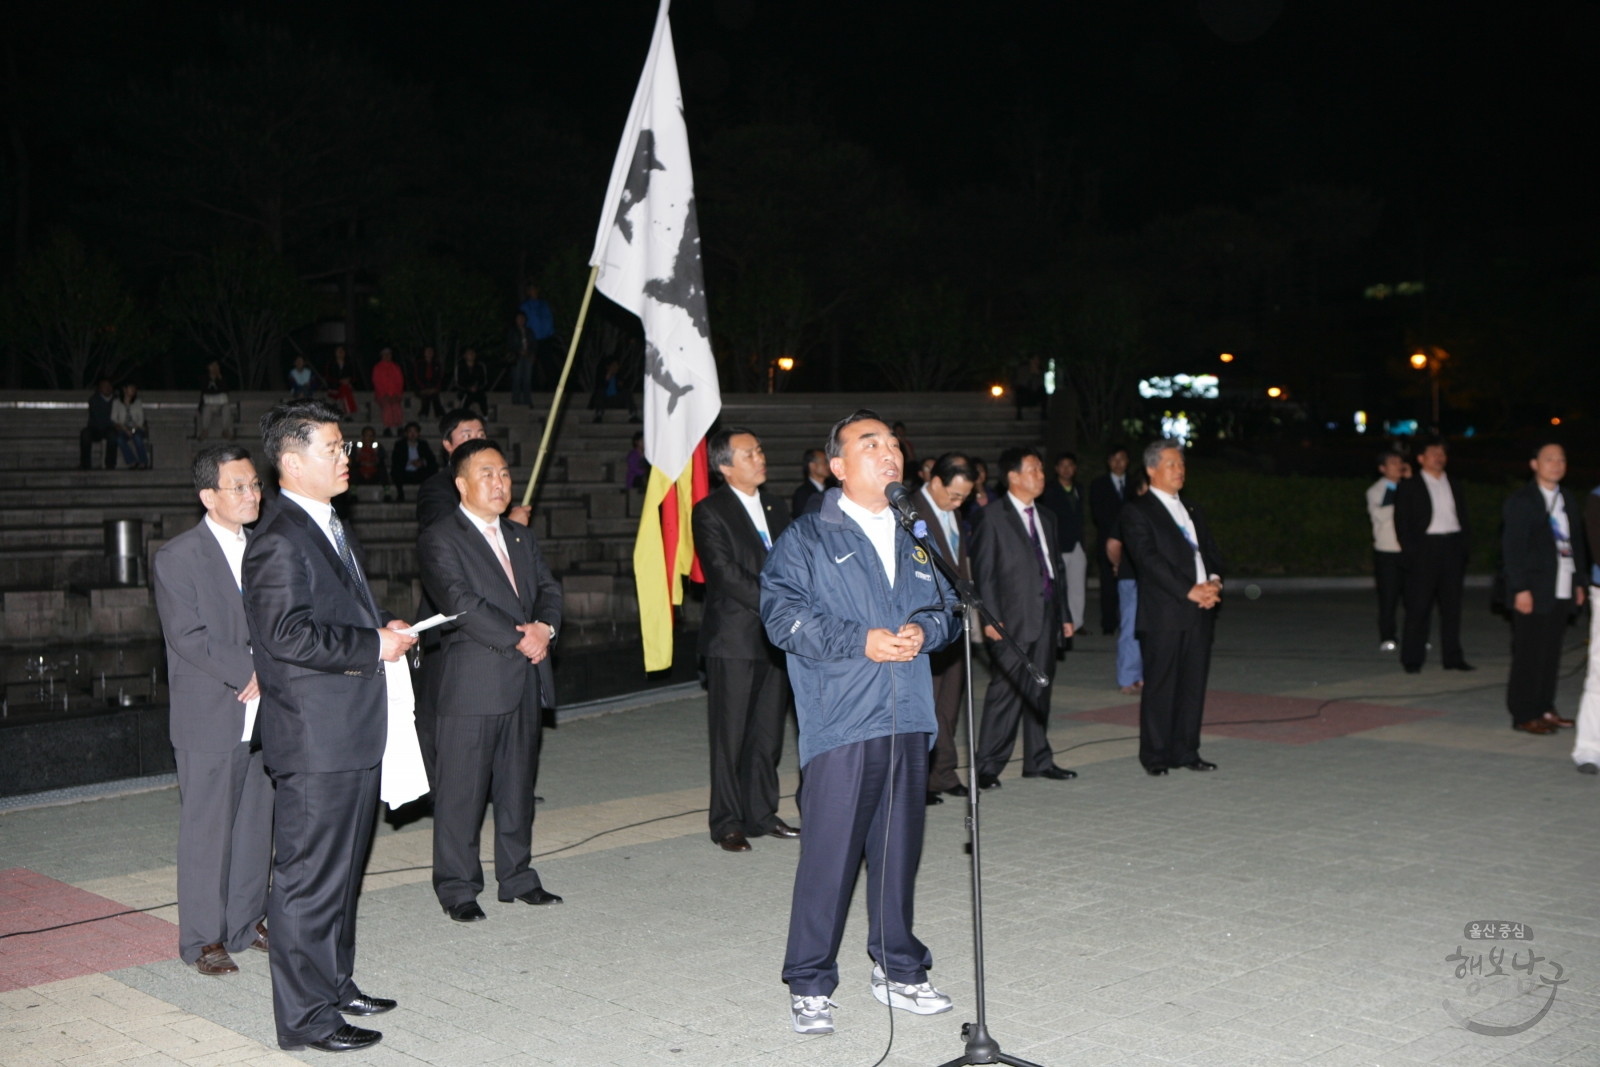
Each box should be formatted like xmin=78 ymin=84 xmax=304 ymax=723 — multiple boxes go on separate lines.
xmin=3 ymin=589 xmax=1598 ymax=1066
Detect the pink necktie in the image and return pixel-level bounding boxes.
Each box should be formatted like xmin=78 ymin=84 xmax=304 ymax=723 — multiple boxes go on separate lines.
xmin=483 ymin=523 xmax=516 ymax=590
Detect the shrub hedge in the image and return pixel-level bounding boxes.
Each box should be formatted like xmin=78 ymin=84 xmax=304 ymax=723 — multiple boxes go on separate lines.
xmin=1123 ymin=468 xmax=1515 ymax=576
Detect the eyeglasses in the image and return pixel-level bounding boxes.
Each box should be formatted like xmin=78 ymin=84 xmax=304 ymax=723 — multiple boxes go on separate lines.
xmin=306 ymin=441 xmax=355 ymax=460
xmin=215 ymin=481 xmax=264 ymax=497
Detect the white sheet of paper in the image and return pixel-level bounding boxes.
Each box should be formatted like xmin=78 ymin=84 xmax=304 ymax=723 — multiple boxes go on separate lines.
xmin=240 ymin=696 xmax=260 ymax=743
xmin=399 ymin=612 xmax=462 ymax=637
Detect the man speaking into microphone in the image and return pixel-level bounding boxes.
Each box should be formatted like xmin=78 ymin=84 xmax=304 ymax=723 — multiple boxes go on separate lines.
xmin=760 ymin=409 xmax=958 ymax=1036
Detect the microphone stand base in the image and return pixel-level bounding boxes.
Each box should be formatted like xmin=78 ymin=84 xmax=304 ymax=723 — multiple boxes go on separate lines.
xmin=935 ymin=1023 xmax=1044 ymax=1067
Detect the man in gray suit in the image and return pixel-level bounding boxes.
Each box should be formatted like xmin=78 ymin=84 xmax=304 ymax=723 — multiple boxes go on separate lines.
xmin=151 ymin=444 xmax=272 ymax=977
xmin=418 ymin=439 xmax=563 ymax=922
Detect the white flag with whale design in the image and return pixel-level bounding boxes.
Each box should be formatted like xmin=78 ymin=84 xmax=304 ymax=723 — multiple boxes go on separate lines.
xmin=589 ymin=0 xmax=720 ymax=484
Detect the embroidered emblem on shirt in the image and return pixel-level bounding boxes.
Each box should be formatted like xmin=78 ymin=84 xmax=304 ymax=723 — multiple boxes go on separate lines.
xmin=912 ymin=546 xmax=929 ymax=565
xmin=834 ymin=552 xmax=856 ymax=564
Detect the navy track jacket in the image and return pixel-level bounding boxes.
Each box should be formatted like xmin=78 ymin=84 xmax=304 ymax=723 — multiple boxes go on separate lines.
xmin=760 ymin=487 xmax=958 ymax=767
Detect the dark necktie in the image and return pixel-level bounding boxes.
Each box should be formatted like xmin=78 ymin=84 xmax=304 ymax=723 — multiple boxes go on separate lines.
xmin=1024 ymin=505 xmax=1054 ymax=602
xmin=328 ymin=511 xmax=377 ymax=615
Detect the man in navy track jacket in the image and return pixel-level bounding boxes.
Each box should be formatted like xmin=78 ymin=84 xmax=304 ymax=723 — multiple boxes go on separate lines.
xmin=760 ymin=409 xmax=958 ymax=1036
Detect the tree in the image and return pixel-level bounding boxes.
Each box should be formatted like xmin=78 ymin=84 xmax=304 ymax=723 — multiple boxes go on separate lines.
xmin=861 ymin=282 xmax=972 ymax=392
xmin=372 ymin=255 xmax=500 ymax=365
xmin=0 ymin=231 xmax=156 ymax=387
xmin=160 ymin=245 xmax=313 ymax=389
xmin=712 ymin=263 xmax=813 ymax=393
xmin=1056 ymin=279 xmax=1148 ymax=446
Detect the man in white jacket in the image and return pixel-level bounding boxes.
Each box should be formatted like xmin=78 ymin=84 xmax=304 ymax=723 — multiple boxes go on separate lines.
xmin=1366 ymin=450 xmax=1408 ymax=652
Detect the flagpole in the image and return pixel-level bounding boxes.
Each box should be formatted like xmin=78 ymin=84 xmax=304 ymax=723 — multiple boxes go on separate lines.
xmin=521 ymin=264 xmax=599 ymax=508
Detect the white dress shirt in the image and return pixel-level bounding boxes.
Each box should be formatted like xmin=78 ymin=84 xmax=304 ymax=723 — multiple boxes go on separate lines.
xmin=920 ymin=485 xmax=960 ymax=558
xmin=1112 ymin=473 xmax=1125 ymax=496
xmin=1007 ymin=492 xmax=1054 ymax=578
xmin=461 ymin=503 xmax=515 ymax=569
xmin=204 ymin=515 xmax=256 ymax=742
xmin=1150 ymin=487 xmax=1209 ymax=585
xmin=1421 ymin=470 xmax=1462 ymax=534
xmin=1538 ymin=484 xmax=1576 ymax=600
xmin=731 ymin=486 xmax=773 ymax=549
xmin=838 ymin=492 xmax=898 ymax=586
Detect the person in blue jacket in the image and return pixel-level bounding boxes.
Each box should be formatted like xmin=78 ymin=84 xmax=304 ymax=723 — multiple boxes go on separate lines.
xmin=760 ymin=409 xmax=959 ymax=1035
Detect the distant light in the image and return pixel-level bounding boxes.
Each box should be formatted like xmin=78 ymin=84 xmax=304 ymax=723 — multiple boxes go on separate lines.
xmin=990 ymin=385 xmax=1004 ymax=398
xmin=1464 ymin=426 xmax=1476 ymax=437
xmin=1552 ymin=417 xmax=1562 ymax=425
xmin=1409 ymin=353 xmax=1428 ymax=369
xmin=776 ymin=357 xmax=795 ymax=371
xmin=1044 ymin=358 xmax=1056 ymax=396
xmin=1266 ymin=386 xmax=1283 ymax=399
xmin=1354 ymin=410 xmax=1368 ymax=434
xmin=1139 ymin=374 xmax=1219 ymax=400
xmin=1161 ymin=411 xmax=1192 ymax=442
xmin=1384 ymin=419 xmax=1419 ymax=436
xmin=1219 ymin=352 xmax=1235 ymax=363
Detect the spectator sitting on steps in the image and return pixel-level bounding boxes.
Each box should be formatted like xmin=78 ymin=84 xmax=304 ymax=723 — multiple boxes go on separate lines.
xmin=80 ymin=377 xmax=118 ymax=469
xmin=112 ymin=382 xmax=151 ymax=469
xmin=198 ymin=361 xmax=234 ymax=441
xmin=590 ymin=360 xmax=639 ymax=423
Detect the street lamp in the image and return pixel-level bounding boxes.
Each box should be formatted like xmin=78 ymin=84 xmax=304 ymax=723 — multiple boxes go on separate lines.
xmin=1266 ymin=386 xmax=1283 ymax=398
xmin=990 ymin=384 xmax=1005 ymax=398
xmin=767 ymin=356 xmax=796 ymax=393
xmin=1219 ymin=352 xmax=1235 ymax=363
xmin=1409 ymin=347 xmax=1449 ymax=429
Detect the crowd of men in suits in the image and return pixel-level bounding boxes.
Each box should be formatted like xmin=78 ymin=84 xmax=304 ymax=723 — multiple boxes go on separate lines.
xmin=1366 ymin=437 xmax=1600 ymax=764
xmin=148 ymin=390 xmax=1599 ymax=1046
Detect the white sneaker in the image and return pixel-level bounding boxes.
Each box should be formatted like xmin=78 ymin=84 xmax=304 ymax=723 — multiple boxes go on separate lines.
xmin=871 ymin=964 xmax=954 ymax=1015
xmin=1379 ymin=640 xmax=1397 ymax=652
xmin=791 ymin=994 xmax=838 ymax=1034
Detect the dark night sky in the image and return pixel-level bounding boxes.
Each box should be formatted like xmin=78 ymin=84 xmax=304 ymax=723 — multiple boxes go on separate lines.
xmin=275 ymin=0 xmax=1599 ymax=256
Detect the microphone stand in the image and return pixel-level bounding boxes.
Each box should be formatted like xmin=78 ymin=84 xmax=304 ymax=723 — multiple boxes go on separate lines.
xmin=889 ymin=500 xmax=1048 ymax=1067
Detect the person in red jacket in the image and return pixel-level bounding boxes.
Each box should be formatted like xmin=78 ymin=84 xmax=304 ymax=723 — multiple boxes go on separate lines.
xmin=371 ymin=348 xmax=405 ymax=436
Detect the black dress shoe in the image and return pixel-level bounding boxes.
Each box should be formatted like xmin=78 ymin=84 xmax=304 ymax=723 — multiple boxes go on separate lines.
xmin=767 ymin=819 xmax=801 ymax=839
xmin=509 ymin=887 xmax=563 ymax=905
xmin=926 ymin=791 xmax=944 ymax=805
xmin=1023 ymin=766 xmax=1078 ymax=780
xmin=340 ymin=994 xmax=396 ymax=1016
xmin=718 ymin=831 xmax=752 ymax=852
xmin=444 ymin=901 xmax=487 ymax=923
xmin=1444 ymin=661 xmax=1477 ymax=671
xmin=944 ymin=783 xmax=970 ymax=798
xmin=1182 ymin=758 xmax=1218 ymax=771
xmin=1145 ymin=766 xmax=1169 ymax=776
xmin=298 ymin=1025 xmax=383 ymax=1053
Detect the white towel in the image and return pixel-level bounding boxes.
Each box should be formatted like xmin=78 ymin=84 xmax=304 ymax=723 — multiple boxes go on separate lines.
xmin=380 ymin=658 xmax=429 ymax=808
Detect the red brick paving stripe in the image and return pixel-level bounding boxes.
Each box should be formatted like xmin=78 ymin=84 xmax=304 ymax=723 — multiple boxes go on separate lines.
xmin=1062 ymin=690 xmax=1444 ymax=745
xmin=0 ymin=868 xmax=178 ymax=992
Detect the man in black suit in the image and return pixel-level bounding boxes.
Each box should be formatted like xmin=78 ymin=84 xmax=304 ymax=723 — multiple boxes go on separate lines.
xmin=907 ymin=452 xmax=976 ymax=804
xmin=1119 ymin=439 xmax=1225 ymax=776
xmin=412 ymin=409 xmax=530 ymax=786
xmin=389 ymin=421 xmax=438 ymax=502
xmin=1395 ymin=437 xmax=1474 ymax=673
xmin=79 ymin=377 xmax=118 ymax=469
xmin=1502 ymin=442 xmax=1589 ymax=735
xmin=971 ymin=446 xmax=1076 ymax=790
xmin=1039 ymin=451 xmax=1087 ymax=640
xmin=692 ymin=427 xmax=800 ymax=852
xmin=1089 ymin=446 xmax=1132 ymax=634
xmin=151 ymin=444 xmax=271 ymax=977
xmin=790 ymin=448 xmax=830 ymax=520
xmin=243 ymin=399 xmax=416 ymax=1054
xmin=418 ymin=439 xmax=564 ymax=918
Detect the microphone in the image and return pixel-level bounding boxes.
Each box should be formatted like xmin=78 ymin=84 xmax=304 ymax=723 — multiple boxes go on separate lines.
xmin=884 ymin=481 xmax=918 ymax=527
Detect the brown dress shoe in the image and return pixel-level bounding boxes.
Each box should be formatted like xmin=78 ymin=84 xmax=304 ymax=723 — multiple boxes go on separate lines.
xmin=249 ymin=921 xmax=269 ymax=953
xmin=767 ymin=819 xmax=801 ymax=839
xmin=718 ymin=831 xmax=752 ymax=852
xmin=1542 ymin=711 xmax=1575 ymax=728
xmin=195 ymin=943 xmax=239 ymax=976
xmin=1513 ymin=720 xmax=1557 ymax=735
